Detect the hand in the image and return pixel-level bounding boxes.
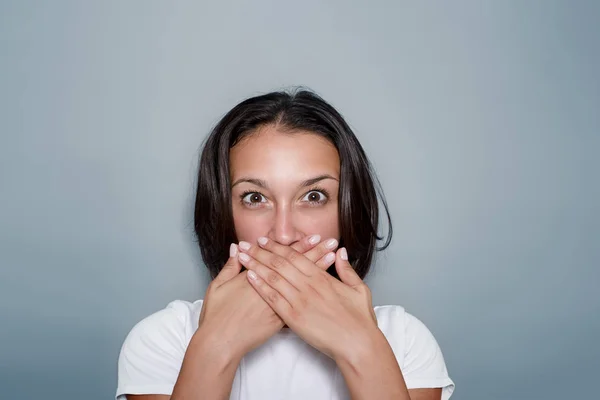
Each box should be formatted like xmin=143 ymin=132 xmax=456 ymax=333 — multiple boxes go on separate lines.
xmin=196 ymin=235 xmax=339 ymax=359
xmin=237 ymin=237 xmax=379 ymax=360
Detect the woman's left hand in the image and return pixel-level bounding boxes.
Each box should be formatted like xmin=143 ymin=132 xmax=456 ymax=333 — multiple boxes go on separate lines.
xmin=237 ymin=237 xmax=379 ymax=361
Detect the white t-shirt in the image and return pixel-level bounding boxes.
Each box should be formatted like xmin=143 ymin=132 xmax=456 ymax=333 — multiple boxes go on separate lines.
xmin=116 ymin=300 xmax=455 ymax=400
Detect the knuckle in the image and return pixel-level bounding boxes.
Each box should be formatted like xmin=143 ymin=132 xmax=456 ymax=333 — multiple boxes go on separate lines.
xmin=267 ymin=272 xmax=280 ymax=284
xmin=308 ymin=245 xmax=326 ymax=262
xmin=359 ymin=283 xmax=371 ymax=297
xmin=286 ymin=250 xmax=300 ymax=264
xmin=318 ymin=241 xmax=328 ymax=252
xmin=304 ymin=250 xmax=318 ymax=263
xmin=319 ymin=241 xmax=331 ymax=254
xmin=290 ymin=242 xmax=305 ymax=253
xmin=271 ymin=255 xmax=286 ymax=270
xmin=298 ymin=295 xmax=309 ymax=310
xmin=315 ymin=270 xmax=329 ymax=284
xmin=267 ymin=310 xmax=282 ymax=324
xmin=267 ymin=291 xmax=279 ymax=304
xmin=307 ymin=281 xmax=324 ymax=300
xmin=207 ymin=281 xmax=218 ymax=291
xmin=288 ymin=308 xmax=303 ymax=325
xmin=247 ymin=246 xmax=259 ymax=258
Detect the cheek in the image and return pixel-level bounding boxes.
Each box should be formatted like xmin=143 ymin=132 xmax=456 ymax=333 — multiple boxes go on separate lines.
xmin=232 ymin=209 xmax=270 ymax=243
xmin=297 ymin=207 xmax=340 ymax=240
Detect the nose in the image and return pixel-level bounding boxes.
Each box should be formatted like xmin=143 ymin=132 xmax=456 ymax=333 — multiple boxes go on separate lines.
xmin=269 ymin=206 xmax=301 ymax=246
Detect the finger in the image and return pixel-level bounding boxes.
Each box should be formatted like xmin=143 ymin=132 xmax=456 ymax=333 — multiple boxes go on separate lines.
xmin=290 ymin=234 xmax=321 ymax=256
xmin=238 ymin=249 xmax=306 ymax=293
xmin=314 ymin=251 xmax=337 ymax=270
xmin=334 ymin=247 xmax=363 ymax=288
xmin=290 ymin=235 xmax=338 ymax=270
xmin=253 ymin=237 xmax=318 ymax=276
xmin=239 ymin=250 xmax=302 ymax=304
xmin=212 ymin=244 xmax=242 ymax=287
xmin=303 ymin=238 xmax=339 ymax=270
xmin=247 ymin=269 xmax=295 ymax=323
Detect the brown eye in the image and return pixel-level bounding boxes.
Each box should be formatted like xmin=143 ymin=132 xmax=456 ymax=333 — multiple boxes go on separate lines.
xmin=242 ymin=192 xmax=267 ymax=207
xmin=301 ymin=190 xmax=327 ymax=204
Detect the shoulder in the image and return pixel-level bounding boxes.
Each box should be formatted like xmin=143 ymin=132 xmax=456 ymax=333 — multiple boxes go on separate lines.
xmin=130 ymin=299 xmax=203 ymax=336
xmin=116 ymin=299 xmax=204 ymax=399
xmin=374 ymin=305 xmax=455 ymax=399
xmin=119 ymin=299 xmax=203 ymax=356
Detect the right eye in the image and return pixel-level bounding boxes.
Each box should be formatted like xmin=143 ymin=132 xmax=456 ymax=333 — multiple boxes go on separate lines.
xmin=241 ymin=192 xmax=267 ymax=208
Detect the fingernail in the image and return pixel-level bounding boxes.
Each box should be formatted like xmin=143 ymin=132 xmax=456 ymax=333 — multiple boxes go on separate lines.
xmin=257 ymin=237 xmax=268 ymax=246
xmin=239 ymin=253 xmax=250 ymax=263
xmin=239 ymin=241 xmax=251 ymax=251
xmin=308 ymin=234 xmax=321 ymax=245
xmin=230 ymin=243 xmax=238 ymax=257
xmin=340 ymin=247 xmax=348 ymax=261
xmin=325 ymin=239 xmax=338 ymax=249
xmin=324 ymin=252 xmax=336 ymax=264
xmin=248 ymin=270 xmax=258 ymax=280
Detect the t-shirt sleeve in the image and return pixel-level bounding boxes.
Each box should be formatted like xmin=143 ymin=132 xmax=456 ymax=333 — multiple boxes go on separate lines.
xmin=116 ymin=301 xmax=191 ymax=400
xmin=376 ymin=306 xmax=455 ymax=399
xmin=402 ymin=311 xmax=455 ymax=399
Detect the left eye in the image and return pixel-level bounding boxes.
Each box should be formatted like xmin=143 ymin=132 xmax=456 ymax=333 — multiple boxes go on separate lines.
xmin=302 ymin=191 xmax=327 ymax=203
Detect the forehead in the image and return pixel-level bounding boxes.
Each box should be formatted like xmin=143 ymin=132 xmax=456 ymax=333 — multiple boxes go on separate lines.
xmin=229 ymin=125 xmax=340 ymax=179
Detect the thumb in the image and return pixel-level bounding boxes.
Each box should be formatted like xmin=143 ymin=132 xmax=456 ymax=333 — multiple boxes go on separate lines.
xmin=213 ymin=244 xmax=242 ymax=287
xmin=335 ymin=248 xmax=363 ymax=287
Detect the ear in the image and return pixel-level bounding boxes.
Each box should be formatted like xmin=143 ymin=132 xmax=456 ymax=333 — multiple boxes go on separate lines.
xmin=334 ymin=248 xmax=362 ymax=287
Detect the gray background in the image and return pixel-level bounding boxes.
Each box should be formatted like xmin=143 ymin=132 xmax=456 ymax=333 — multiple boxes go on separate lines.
xmin=1 ymin=1 xmax=598 ymax=399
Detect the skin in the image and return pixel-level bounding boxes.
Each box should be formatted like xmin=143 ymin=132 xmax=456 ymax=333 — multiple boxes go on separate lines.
xmin=129 ymin=125 xmax=441 ymax=400
xmin=230 ymin=125 xmax=341 ymax=246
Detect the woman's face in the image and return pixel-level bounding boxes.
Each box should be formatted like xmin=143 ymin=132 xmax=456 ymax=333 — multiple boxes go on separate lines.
xmin=230 ymin=125 xmax=341 ymax=246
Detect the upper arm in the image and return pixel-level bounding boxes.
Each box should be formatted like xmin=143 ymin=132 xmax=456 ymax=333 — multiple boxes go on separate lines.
xmin=116 ymin=303 xmax=190 ymax=399
xmin=408 ymin=387 xmax=442 ymax=400
xmin=376 ymin=306 xmax=454 ymax=399
xmin=402 ymin=312 xmax=454 ymax=399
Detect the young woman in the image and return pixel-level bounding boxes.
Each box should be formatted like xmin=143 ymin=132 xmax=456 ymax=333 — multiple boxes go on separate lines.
xmin=116 ymin=90 xmax=455 ymax=400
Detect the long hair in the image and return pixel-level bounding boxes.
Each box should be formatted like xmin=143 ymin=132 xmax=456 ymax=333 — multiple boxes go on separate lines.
xmin=194 ymin=89 xmax=392 ymax=280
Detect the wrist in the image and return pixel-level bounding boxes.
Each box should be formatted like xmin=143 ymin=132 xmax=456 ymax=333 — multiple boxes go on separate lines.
xmin=333 ymin=327 xmax=389 ymax=370
xmin=333 ymin=327 xmax=409 ymax=400
xmin=191 ymin=327 xmax=244 ymax=368
xmin=172 ymin=328 xmax=243 ymax=399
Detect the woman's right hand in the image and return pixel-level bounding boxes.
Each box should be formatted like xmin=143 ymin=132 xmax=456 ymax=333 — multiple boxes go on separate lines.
xmin=194 ymin=235 xmax=338 ymax=361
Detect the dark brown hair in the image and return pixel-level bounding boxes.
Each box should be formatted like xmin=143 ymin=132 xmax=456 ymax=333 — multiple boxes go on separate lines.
xmin=194 ymin=89 xmax=392 ymax=280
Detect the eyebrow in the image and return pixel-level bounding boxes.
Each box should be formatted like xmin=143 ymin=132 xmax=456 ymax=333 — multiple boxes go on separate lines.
xmin=231 ymin=174 xmax=339 ymax=190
